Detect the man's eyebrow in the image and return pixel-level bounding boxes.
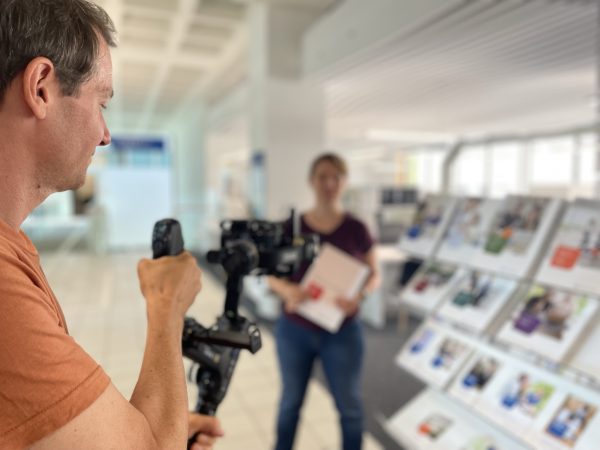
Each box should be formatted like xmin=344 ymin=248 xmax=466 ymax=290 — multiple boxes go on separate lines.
xmin=101 ymin=87 xmax=114 ymax=98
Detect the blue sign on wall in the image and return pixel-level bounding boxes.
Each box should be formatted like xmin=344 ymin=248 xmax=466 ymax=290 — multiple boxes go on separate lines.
xmin=110 ymin=137 xmax=166 ymax=152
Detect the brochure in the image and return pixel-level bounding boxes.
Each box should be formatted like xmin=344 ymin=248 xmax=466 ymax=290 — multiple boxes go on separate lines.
xmin=544 ymin=395 xmax=597 ymax=449
xmin=496 ymin=285 xmax=599 ymax=362
xmin=386 ymin=388 xmax=530 ymax=450
xmin=465 ymin=196 xmax=562 ymax=278
xmin=396 ymin=321 xmax=472 ymax=389
xmin=437 ymin=269 xmax=518 ymax=334
xmin=437 ymin=197 xmax=502 ymax=265
xmin=385 ymin=389 xmax=457 ymax=450
xmin=399 ymin=195 xmax=457 ymax=258
xmin=297 ymin=243 xmax=370 ymax=333
xmin=449 ymin=354 xmax=502 ymax=406
xmin=484 ymin=197 xmax=549 ymax=256
xmin=475 ymin=363 xmax=559 ymax=436
xmin=400 ymin=261 xmax=463 ymax=313
xmin=537 ymin=200 xmax=600 ymax=296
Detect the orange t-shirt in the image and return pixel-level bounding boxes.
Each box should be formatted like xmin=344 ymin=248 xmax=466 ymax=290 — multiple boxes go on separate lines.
xmin=0 ymin=220 xmax=110 ymax=449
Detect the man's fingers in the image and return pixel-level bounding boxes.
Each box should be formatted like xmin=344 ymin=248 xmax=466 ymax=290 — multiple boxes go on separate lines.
xmin=194 ymin=434 xmax=216 ymax=445
xmin=189 ymin=414 xmax=224 ymax=437
xmin=190 ymin=444 xmax=210 ymax=450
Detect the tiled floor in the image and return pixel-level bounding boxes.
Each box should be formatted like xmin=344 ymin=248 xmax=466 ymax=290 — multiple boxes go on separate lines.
xmin=42 ymin=249 xmax=383 ymax=450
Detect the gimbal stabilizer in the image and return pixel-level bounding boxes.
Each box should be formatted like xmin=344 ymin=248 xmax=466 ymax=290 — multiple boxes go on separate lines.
xmin=151 ymin=214 xmax=318 ymax=448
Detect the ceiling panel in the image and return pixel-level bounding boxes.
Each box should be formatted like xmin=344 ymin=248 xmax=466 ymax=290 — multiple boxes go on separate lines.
xmin=163 ymin=66 xmax=205 ymax=91
xmin=323 ymin=0 xmax=598 ymax=142
xmin=122 ymin=11 xmax=171 ymax=31
xmin=124 ymin=0 xmax=179 ymax=12
xmin=94 ymin=0 xmax=248 ymax=132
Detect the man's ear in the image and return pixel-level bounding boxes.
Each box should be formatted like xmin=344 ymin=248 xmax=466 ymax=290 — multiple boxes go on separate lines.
xmin=22 ymin=57 xmax=57 ymax=120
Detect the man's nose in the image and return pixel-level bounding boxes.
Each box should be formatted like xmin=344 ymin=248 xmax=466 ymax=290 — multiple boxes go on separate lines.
xmin=99 ymin=126 xmax=111 ymax=146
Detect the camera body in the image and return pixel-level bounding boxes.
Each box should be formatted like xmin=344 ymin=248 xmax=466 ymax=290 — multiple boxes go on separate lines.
xmin=207 ymin=218 xmax=319 ymax=277
xmin=182 ymin=214 xmax=318 ymax=416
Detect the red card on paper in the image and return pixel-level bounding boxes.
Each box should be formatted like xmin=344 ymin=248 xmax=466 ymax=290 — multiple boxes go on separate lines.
xmin=307 ymin=282 xmax=324 ymax=300
xmin=551 ymin=246 xmax=580 ymax=269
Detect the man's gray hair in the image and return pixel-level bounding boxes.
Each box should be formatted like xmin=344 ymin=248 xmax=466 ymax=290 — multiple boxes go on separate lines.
xmin=0 ymin=0 xmax=117 ymax=103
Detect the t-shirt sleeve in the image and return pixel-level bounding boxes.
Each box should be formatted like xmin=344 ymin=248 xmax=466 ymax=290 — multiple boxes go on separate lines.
xmin=354 ymin=218 xmax=375 ymax=255
xmin=0 ymin=252 xmax=110 ymax=449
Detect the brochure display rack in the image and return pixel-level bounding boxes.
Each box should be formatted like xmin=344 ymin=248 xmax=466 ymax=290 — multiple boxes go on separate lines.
xmin=389 ymin=195 xmax=600 ymax=450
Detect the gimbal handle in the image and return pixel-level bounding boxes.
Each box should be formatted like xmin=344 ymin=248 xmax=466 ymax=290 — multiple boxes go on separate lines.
xmin=151 ymin=220 xmax=201 ymax=450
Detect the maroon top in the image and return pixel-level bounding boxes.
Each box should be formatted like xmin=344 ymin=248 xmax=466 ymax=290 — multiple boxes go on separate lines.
xmin=284 ymin=213 xmax=375 ymax=330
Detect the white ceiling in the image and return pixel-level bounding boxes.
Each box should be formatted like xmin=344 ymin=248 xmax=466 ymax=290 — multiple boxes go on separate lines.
xmin=94 ymin=0 xmax=337 ymax=133
xmin=94 ymin=0 xmax=248 ymax=132
xmin=95 ymin=0 xmax=598 ymax=144
xmin=321 ymin=0 xmax=598 ymax=145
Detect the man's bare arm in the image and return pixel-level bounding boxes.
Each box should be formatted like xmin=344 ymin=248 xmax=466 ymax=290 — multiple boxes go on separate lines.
xmin=29 ymin=252 xmax=202 ymax=450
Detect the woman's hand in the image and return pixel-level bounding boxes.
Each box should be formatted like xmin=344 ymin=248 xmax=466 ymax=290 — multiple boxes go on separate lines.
xmin=335 ymin=293 xmax=364 ymax=317
xmin=282 ymin=283 xmax=311 ymax=313
xmin=267 ymin=277 xmax=310 ymax=313
xmin=188 ymin=413 xmax=224 ymax=450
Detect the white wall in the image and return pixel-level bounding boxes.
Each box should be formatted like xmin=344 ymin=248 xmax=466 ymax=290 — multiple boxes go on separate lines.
xmin=97 ymin=167 xmax=172 ymax=249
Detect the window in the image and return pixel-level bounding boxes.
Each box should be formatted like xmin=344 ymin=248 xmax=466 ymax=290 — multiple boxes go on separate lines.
xmin=490 ymin=142 xmax=521 ymax=198
xmin=578 ymin=133 xmax=597 ymax=185
xmin=529 ymin=137 xmax=574 ymax=186
xmin=450 ymin=145 xmax=486 ymax=196
xmin=409 ymin=149 xmax=445 ymax=194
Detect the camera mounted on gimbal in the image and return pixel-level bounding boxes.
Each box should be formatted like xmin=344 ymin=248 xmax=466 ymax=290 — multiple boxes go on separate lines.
xmin=152 ymin=211 xmax=318 ymax=446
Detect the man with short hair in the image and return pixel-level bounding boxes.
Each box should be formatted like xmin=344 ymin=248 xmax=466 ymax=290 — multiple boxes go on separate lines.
xmin=0 ymin=1 xmax=223 ymax=448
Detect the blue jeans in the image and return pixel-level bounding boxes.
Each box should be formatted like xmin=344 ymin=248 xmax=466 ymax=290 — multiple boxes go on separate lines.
xmin=274 ymin=315 xmax=364 ymax=450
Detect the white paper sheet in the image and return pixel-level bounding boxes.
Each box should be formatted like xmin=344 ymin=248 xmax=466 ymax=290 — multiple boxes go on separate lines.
xmin=297 ymin=243 xmax=371 ymax=333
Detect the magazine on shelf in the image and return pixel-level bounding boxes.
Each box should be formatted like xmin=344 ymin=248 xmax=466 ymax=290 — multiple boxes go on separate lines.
xmin=399 ymin=195 xmax=458 ymax=259
xmin=533 ymin=394 xmax=600 ymax=450
xmin=474 ymin=362 xmax=560 ymax=437
xmin=396 ymin=321 xmax=472 ymax=389
xmin=297 ymin=243 xmax=370 ymax=333
xmin=496 ymin=285 xmax=599 ymax=363
xmin=448 ymin=353 xmax=503 ymax=407
xmin=449 ymin=349 xmax=600 ymax=450
xmin=385 ymin=389 xmax=456 ymax=450
xmin=437 ymin=269 xmax=519 ymax=334
xmin=400 ymin=260 xmax=463 ymax=313
xmin=537 ymin=199 xmax=600 ymax=296
xmin=436 ymin=197 xmax=502 ymax=265
xmin=464 ymin=196 xmax=562 ymax=278
xmin=385 ymin=388 xmax=530 ymax=450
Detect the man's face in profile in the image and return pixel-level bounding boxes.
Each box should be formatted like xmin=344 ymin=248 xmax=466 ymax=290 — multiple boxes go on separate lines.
xmin=42 ymin=37 xmax=113 ymax=193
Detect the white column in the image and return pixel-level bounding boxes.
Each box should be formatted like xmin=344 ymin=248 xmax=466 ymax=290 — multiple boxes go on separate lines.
xmin=171 ymin=104 xmax=209 ymax=250
xmin=595 ymin=3 xmax=600 ymax=198
xmin=247 ymin=3 xmax=326 ymax=220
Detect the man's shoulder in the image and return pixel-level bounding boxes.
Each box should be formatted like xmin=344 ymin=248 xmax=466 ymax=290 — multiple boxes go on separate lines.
xmin=0 ymin=233 xmax=41 ymax=288
xmin=0 ymin=234 xmax=20 ymax=260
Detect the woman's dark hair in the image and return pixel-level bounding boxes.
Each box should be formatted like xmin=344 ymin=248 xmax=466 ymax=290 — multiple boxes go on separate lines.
xmin=0 ymin=0 xmax=117 ymax=103
xmin=309 ymin=152 xmax=349 ymax=179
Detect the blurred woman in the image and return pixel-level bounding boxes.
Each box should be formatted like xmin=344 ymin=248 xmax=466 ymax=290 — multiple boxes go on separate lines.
xmin=268 ymin=153 xmax=379 ymax=450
